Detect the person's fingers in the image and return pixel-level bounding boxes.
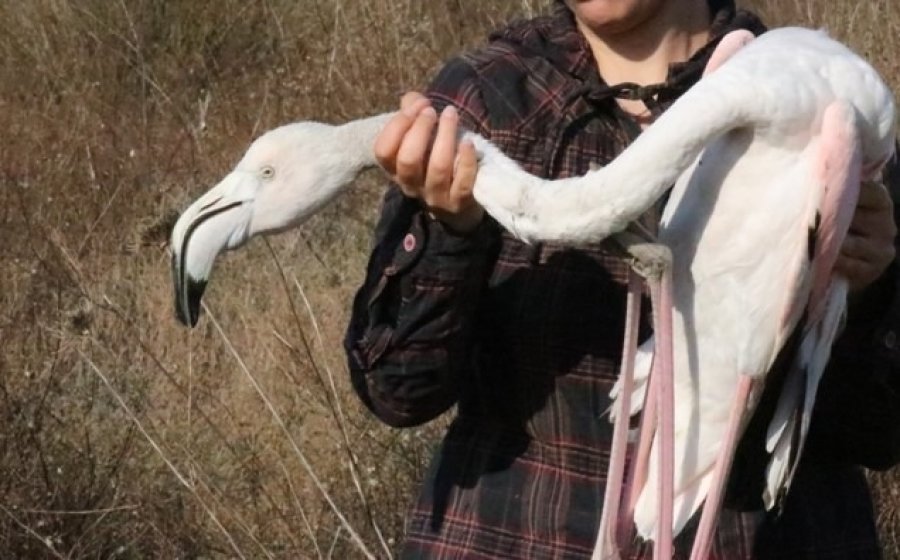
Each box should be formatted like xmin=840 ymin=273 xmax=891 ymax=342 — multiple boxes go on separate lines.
xmin=399 ymin=91 xmax=429 ymax=115
xmin=855 ymin=180 xmax=892 ymax=211
xmin=449 ymin=139 xmax=479 ymax=209
xmin=834 ymin=253 xmax=888 ymax=291
xmin=374 ymin=97 xmax=431 ymax=175
xmin=848 ymin=210 xmax=898 ymax=241
xmin=423 ymin=106 xmax=460 ymax=199
xmin=834 ymin=254 xmax=868 ymax=282
xmin=836 ymin=230 xmax=896 ymax=291
xmin=840 ymin=233 xmax=895 ymax=263
xmin=848 ymin=187 xmax=896 ymax=239
xmin=394 ymin=106 xmax=438 ymax=192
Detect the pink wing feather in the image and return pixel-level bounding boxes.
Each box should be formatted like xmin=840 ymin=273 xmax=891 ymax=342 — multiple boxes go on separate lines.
xmin=764 ymin=100 xmax=863 ymax=507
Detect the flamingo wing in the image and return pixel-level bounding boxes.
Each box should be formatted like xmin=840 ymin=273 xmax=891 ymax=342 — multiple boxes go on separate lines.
xmin=764 ymin=100 xmax=864 ymax=508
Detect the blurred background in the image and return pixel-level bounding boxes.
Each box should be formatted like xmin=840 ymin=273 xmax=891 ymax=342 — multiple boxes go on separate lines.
xmin=1 ymin=0 xmax=897 ymax=557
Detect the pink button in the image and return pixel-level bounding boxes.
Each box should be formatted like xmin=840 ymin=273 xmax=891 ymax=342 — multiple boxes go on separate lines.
xmin=403 ymin=233 xmax=416 ymax=252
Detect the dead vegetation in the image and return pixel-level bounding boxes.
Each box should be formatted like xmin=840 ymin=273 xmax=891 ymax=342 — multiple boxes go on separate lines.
xmin=0 ymin=0 xmax=897 ymax=557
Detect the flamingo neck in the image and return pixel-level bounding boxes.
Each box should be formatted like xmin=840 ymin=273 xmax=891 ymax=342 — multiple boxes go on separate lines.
xmin=333 ymin=112 xmax=396 ymax=173
xmin=472 ymin=74 xmax=753 ymax=244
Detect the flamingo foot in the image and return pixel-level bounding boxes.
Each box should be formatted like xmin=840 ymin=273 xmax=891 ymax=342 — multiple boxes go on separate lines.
xmin=646 ymin=253 xmax=675 ymax=560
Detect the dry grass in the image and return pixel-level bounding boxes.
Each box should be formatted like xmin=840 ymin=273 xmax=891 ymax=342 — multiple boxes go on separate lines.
xmin=0 ymin=0 xmax=897 ymax=557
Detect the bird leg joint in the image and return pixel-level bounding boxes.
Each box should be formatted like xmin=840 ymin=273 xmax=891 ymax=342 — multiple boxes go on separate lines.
xmin=612 ymin=231 xmax=673 ymax=280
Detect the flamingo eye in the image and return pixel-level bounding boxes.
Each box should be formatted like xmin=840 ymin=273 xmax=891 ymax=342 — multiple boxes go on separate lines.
xmin=260 ymin=166 xmax=275 ymax=179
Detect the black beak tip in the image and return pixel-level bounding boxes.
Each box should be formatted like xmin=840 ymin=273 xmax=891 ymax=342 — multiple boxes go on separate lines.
xmin=171 ymin=243 xmax=207 ymax=328
xmin=174 ymin=276 xmax=207 ymax=328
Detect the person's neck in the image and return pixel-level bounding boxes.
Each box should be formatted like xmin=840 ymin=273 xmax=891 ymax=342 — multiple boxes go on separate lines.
xmin=577 ymin=0 xmax=712 ymax=124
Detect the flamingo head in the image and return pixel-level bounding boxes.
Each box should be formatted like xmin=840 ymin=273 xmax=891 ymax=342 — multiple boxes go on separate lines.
xmin=170 ymin=121 xmax=357 ymax=327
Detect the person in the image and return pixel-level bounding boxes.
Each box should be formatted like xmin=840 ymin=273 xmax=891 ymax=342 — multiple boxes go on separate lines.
xmin=344 ymin=0 xmax=900 ymax=557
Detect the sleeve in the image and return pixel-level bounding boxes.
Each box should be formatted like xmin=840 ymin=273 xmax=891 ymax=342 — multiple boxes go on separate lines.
xmin=343 ymin=57 xmax=500 ymax=428
xmin=803 ymin=148 xmax=900 ymax=470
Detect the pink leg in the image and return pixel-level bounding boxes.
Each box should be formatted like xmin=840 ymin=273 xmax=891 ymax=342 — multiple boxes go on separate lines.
xmin=619 ymin=363 xmax=657 ymax=549
xmin=689 ymin=376 xmax=754 ymax=560
xmin=594 ymin=271 xmax=643 ymax=560
xmin=649 ymin=269 xmax=675 ymax=560
xmin=610 ymin=234 xmax=675 ymax=559
xmin=625 ymin=363 xmax=657 ymax=521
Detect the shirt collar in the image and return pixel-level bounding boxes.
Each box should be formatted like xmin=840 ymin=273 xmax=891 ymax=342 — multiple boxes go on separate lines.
xmin=539 ymin=0 xmax=765 ymax=109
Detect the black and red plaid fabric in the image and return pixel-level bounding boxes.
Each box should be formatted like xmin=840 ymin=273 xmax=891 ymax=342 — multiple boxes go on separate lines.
xmin=345 ymin=3 xmax=900 ymax=558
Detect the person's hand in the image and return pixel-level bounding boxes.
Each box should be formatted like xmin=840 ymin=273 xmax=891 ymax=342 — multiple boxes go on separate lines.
xmin=835 ymin=180 xmax=897 ymax=291
xmin=374 ymin=92 xmax=483 ymax=233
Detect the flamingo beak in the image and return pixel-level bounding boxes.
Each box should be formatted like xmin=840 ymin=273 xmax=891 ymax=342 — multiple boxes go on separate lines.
xmin=170 ymin=174 xmax=254 ymax=327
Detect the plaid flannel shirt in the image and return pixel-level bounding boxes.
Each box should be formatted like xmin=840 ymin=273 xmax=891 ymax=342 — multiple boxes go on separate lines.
xmin=345 ymin=3 xmax=900 ymax=558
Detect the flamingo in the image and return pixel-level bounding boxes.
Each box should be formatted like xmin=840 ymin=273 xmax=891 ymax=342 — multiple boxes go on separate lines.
xmin=473 ymin=27 xmax=896 ymax=560
xmin=169 ymin=27 xmax=896 ymax=559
